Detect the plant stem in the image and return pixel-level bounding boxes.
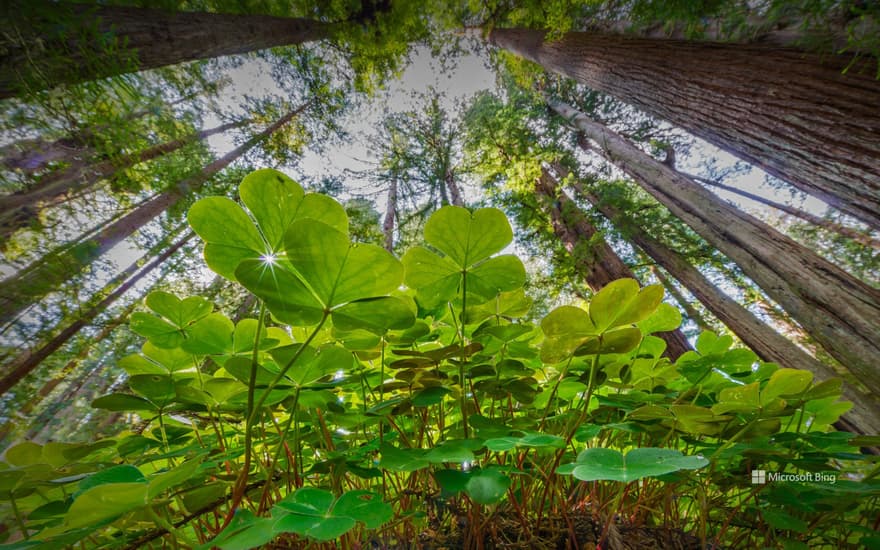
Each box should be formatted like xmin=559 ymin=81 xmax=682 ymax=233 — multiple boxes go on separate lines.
xmin=222 ymin=301 xmax=266 ymax=528
xmin=9 ymin=494 xmax=28 ymax=539
xmin=145 ymin=505 xmax=196 ymax=547
xmin=249 ymin=312 xmax=329 ymax=420
xmin=539 ymin=356 xmax=574 ymax=431
xmin=380 ymin=335 xmax=386 ymax=444
xmin=460 ymin=268 xmax=469 ymax=438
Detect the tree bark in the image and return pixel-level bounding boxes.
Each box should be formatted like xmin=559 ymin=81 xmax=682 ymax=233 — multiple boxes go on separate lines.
xmin=445 ymin=171 xmax=465 ymax=207
xmin=490 ymin=28 xmax=880 ymax=229
xmin=1 ymin=3 xmax=330 ymax=98
xmin=0 ymin=119 xmax=249 ymax=242
xmin=550 ymin=98 xmax=880 ymax=396
xmin=383 ymin=177 xmax=398 ymax=252
xmin=1 ymin=135 xmax=88 ymax=175
xmin=577 ymin=185 xmax=880 ymax=434
xmin=0 ymin=231 xmax=193 ymax=395
xmin=0 ymin=104 xmax=305 ymax=323
xmin=535 ymin=168 xmax=691 ymax=360
xmin=232 ymin=293 xmax=258 ymax=321
xmin=689 ymin=173 xmax=880 ymax=250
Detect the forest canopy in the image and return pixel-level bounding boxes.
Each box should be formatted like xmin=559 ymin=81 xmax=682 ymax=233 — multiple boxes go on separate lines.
xmin=0 ymin=1 xmax=878 ymax=549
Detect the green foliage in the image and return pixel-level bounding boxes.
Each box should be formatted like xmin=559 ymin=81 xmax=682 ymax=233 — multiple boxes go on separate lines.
xmin=558 ymin=447 xmax=708 ymax=482
xmin=460 ymin=0 xmax=880 ymax=65
xmin=1 ymin=169 xmax=875 ymax=549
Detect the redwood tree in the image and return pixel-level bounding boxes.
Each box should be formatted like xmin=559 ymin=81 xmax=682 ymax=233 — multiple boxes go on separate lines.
xmin=548 ymin=97 xmax=880 ymax=395
xmin=2 ymin=4 xmax=331 ymax=98
xmin=688 ymin=173 xmax=880 ymax=250
xmin=574 ymin=182 xmax=880 ymax=434
xmin=536 ymin=168 xmax=691 ymax=359
xmin=490 ymin=29 xmax=880 ymax=229
xmin=0 ymin=231 xmax=194 ymax=395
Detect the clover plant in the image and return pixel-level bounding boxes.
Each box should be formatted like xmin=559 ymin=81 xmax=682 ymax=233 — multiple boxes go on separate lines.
xmin=1 ymin=169 xmax=876 ymax=550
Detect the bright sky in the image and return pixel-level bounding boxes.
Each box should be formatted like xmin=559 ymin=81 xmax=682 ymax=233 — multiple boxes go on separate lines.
xmin=199 ymin=44 xmax=834 ymax=224
xmin=203 ymin=46 xmax=496 ymax=203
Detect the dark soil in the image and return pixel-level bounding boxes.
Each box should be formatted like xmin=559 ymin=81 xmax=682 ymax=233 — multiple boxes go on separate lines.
xmin=266 ymin=513 xmax=708 ymax=549
xmin=414 ymin=514 xmax=705 ymax=550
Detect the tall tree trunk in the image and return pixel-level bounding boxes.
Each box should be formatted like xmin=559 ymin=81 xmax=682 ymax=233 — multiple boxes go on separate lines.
xmin=535 ymin=168 xmax=691 ymax=360
xmin=0 ymin=119 xmax=248 ymax=241
xmin=232 ymin=293 xmax=258 ymax=321
xmin=0 ymin=231 xmax=194 ymax=395
xmin=383 ymin=178 xmax=398 ymax=252
xmin=549 ymin=98 xmax=880 ymax=396
xmin=1 ymin=135 xmax=86 ymax=175
xmin=0 ymin=104 xmax=305 ymax=324
xmin=489 ymin=29 xmax=880 ymax=229
xmin=2 ymin=3 xmax=331 ymax=98
xmin=576 ymin=185 xmax=880 ymax=434
xmin=445 ymin=171 xmax=465 ymax=207
xmin=688 ymin=173 xmax=880 ymax=250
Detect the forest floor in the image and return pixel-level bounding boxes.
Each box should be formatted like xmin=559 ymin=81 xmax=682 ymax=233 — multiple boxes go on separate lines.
xmin=265 ymin=513 xmax=707 ymax=549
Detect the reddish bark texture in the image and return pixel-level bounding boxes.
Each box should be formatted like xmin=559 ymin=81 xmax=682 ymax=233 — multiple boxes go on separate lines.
xmin=535 ymin=169 xmax=691 ymax=360
xmin=491 ymin=28 xmax=880 ymax=229
xmin=550 ymin=98 xmax=880 ymax=398
xmin=578 ymin=186 xmax=880 ymax=434
xmin=2 ymin=4 xmax=329 ymax=98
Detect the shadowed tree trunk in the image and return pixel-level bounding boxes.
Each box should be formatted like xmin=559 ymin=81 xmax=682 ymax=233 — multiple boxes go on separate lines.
xmin=536 ymin=168 xmax=691 ymax=360
xmin=549 ymin=98 xmax=880 ymax=396
xmin=2 ymin=3 xmax=332 ymax=98
xmin=0 ymin=104 xmax=306 ymax=324
xmin=232 ymin=293 xmax=258 ymax=321
xmin=575 ymin=184 xmax=880 ymax=434
xmin=0 ymin=119 xmax=250 ymax=241
xmin=489 ymin=29 xmax=880 ymax=229
xmin=688 ymin=173 xmax=880 ymax=250
xmin=0 ymin=231 xmax=194 ymax=395
xmin=383 ymin=177 xmax=398 ymax=252
xmin=446 ymin=171 xmax=464 ymax=207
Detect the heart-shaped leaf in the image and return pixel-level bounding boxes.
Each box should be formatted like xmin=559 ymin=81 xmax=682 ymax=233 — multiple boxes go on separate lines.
xmin=188 ymin=169 xmax=348 ymax=280
xmin=182 ymin=313 xmax=235 ymax=354
xmin=130 ymin=292 xmax=213 ymax=349
xmin=589 ymin=280 xmax=664 ymax=332
xmin=424 ymin=206 xmax=512 ymax=267
xmin=237 ymin=221 xmax=404 ymax=328
xmin=63 ymin=482 xmax=149 ymax=529
xmin=92 ymin=393 xmax=158 ymax=412
xmin=541 ymin=306 xmax=597 ymax=363
xmin=403 ymin=207 xmax=523 ymax=310
xmin=331 ymin=296 xmax=416 ymax=335
xmin=272 ymin=488 xmax=390 ymax=541
xmin=239 ymin=169 xmax=347 ymax=251
xmin=762 ymin=368 xmax=813 ymax=402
